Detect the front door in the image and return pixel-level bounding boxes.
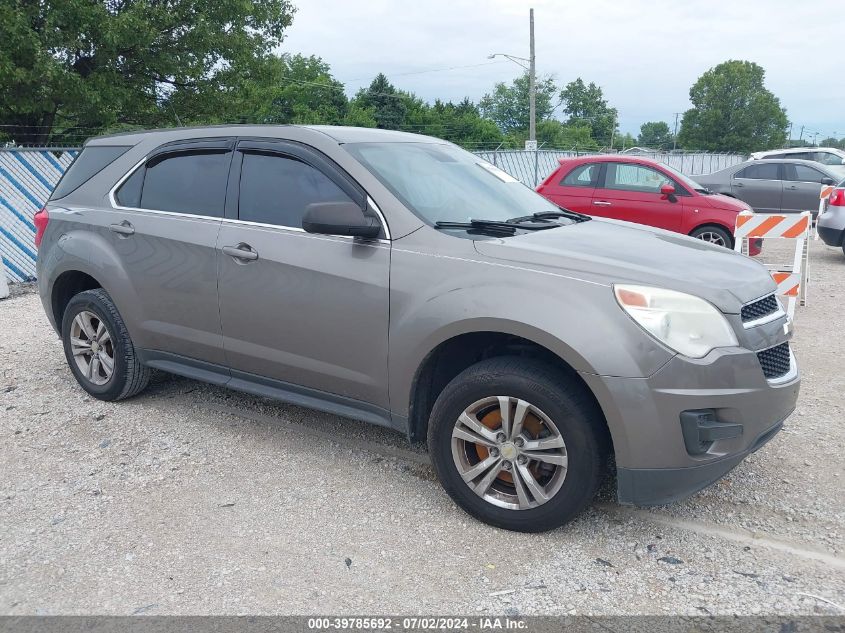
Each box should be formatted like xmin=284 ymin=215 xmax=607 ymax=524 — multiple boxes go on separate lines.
xmin=782 ymin=162 xmax=827 ymax=213
xmin=216 ymin=140 xmax=391 ymax=408
xmin=590 ymin=161 xmax=685 ymax=232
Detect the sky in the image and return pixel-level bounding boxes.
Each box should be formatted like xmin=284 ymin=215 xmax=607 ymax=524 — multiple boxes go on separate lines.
xmin=280 ymin=0 xmax=843 ymax=141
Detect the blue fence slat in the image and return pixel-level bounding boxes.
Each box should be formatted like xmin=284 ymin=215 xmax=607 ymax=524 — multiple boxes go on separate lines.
xmin=0 ymin=148 xmax=78 ymax=282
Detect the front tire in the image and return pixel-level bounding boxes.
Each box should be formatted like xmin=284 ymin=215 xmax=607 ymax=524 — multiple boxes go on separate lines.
xmin=690 ymin=225 xmax=733 ymax=248
xmin=427 ymin=357 xmax=607 ymax=532
xmin=61 ymin=289 xmax=150 ymax=401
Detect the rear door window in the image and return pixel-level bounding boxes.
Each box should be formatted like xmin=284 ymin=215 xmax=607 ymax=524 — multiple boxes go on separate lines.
xmin=141 ymin=151 xmax=230 ymax=216
xmin=114 ymin=146 xmax=232 ymax=217
xmin=50 ymin=146 xmax=131 ymax=199
xmin=735 ymin=163 xmax=781 ymax=180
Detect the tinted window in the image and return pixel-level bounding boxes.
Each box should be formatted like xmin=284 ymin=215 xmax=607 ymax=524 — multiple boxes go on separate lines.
xmin=735 ymin=163 xmax=780 ymax=180
xmin=788 ymin=152 xmax=813 ymax=160
xmin=561 ymin=163 xmax=599 ymax=187
xmin=115 ymin=167 xmax=143 ymax=207
xmin=140 ymin=150 xmax=229 ymax=216
xmin=238 ymin=152 xmax=354 ymax=228
xmin=51 ymin=146 xmax=131 ymax=199
xmin=786 ymin=164 xmax=826 ymax=183
xmin=604 ymin=163 xmax=674 ymax=193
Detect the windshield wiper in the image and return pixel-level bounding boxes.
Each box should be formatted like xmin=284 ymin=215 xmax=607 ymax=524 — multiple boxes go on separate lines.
xmin=435 ymin=220 xmax=518 ymax=236
xmin=435 ymin=217 xmax=558 ymax=235
xmin=507 ymin=209 xmax=591 ymax=224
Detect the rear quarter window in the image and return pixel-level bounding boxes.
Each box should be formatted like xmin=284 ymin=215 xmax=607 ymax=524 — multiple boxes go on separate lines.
xmin=50 ymin=146 xmax=132 ymax=200
xmin=561 ymin=163 xmax=600 ymax=187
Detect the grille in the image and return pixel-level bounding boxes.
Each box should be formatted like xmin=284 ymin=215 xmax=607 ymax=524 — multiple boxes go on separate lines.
xmin=741 ymin=294 xmax=780 ymax=323
xmin=757 ymin=342 xmax=792 ymax=380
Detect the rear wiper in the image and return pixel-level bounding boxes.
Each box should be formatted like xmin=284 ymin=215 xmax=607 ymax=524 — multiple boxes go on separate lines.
xmin=508 ymin=209 xmax=591 ymax=224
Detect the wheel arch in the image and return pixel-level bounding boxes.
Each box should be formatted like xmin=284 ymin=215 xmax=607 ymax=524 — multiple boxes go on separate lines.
xmin=406 ymin=329 xmax=613 ymax=457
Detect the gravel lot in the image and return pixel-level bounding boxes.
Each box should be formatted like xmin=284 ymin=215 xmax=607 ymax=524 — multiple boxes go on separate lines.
xmin=1 ymin=240 xmax=843 ymax=616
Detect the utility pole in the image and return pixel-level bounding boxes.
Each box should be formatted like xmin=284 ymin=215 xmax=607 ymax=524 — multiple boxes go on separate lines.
xmin=528 ymin=8 xmax=536 ymax=144
xmin=798 ymin=125 xmax=804 ymax=143
xmin=609 ymin=112 xmax=617 ymax=150
xmin=672 ymin=112 xmax=680 ymax=151
xmin=787 ymin=122 xmax=793 ymax=146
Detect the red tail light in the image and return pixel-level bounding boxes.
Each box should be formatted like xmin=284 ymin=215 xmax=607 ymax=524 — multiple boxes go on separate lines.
xmin=829 ymin=188 xmax=845 ymax=207
xmin=33 ymin=206 xmax=49 ymax=248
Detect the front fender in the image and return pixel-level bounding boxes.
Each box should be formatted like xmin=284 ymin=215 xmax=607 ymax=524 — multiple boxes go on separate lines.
xmin=387 ymin=246 xmax=674 ymax=421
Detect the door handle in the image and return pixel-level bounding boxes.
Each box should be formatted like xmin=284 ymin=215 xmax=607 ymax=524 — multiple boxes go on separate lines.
xmin=109 ymin=221 xmax=135 ymax=236
xmin=734 ymin=182 xmax=744 ymax=188
xmin=222 ymin=244 xmax=259 ymax=261
xmin=785 ymin=185 xmax=798 ymax=190
xmin=593 ymin=201 xmax=612 ymax=206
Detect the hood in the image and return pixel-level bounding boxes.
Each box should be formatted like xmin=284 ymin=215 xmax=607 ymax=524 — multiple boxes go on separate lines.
xmin=697 ymin=190 xmax=750 ymax=212
xmin=473 ymin=218 xmax=775 ymax=314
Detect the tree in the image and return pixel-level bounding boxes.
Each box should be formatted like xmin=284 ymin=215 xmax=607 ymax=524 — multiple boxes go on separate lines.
xmin=478 ymin=72 xmax=559 ymax=134
xmin=559 ymin=78 xmax=617 ymax=144
xmin=0 ymin=0 xmax=295 ymax=144
xmin=352 ymin=73 xmax=407 ymax=130
xmin=637 ymin=121 xmax=674 ymax=149
xmin=677 ymin=60 xmax=788 ymax=153
xmin=167 ymin=53 xmax=348 ymax=127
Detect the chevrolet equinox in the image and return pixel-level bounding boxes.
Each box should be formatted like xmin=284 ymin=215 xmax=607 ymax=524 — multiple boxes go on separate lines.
xmin=35 ymin=126 xmax=800 ymax=532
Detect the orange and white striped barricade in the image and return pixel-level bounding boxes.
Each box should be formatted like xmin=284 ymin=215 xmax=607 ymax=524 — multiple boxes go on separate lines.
xmin=734 ymin=211 xmax=811 ymax=320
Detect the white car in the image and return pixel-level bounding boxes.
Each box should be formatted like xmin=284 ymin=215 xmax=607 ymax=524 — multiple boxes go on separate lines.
xmin=751 ymin=147 xmax=845 ymax=179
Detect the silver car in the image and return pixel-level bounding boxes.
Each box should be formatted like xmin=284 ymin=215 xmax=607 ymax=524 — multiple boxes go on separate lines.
xmin=35 ymin=126 xmax=799 ymax=532
xmin=818 ymin=182 xmax=845 ymax=256
xmin=695 ymin=159 xmax=839 ymax=215
xmin=751 ymin=147 xmax=845 ymax=180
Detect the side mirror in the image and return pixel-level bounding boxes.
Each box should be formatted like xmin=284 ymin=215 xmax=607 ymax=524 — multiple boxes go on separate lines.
xmin=660 ymin=183 xmax=677 ymax=201
xmin=302 ymin=201 xmax=381 ymax=239
xmin=821 ymin=177 xmax=836 ymax=186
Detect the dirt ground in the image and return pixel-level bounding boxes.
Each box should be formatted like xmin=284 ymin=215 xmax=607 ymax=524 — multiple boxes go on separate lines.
xmin=0 ymin=240 xmax=843 ymax=616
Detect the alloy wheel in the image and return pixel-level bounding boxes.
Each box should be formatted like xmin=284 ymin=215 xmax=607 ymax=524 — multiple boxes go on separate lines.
xmin=696 ymin=231 xmax=727 ymax=246
xmin=450 ymin=396 xmax=568 ymax=510
xmin=69 ymin=310 xmax=115 ymax=386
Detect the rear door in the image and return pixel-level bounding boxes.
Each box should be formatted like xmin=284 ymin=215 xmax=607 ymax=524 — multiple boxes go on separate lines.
xmin=216 ymin=139 xmax=391 ymax=408
xmin=730 ymin=163 xmax=782 ymax=212
xmin=537 ymin=162 xmax=601 ymax=213
xmin=782 ymin=163 xmax=827 ymax=213
xmin=590 ymin=161 xmax=685 ymax=231
xmin=109 ymin=138 xmax=232 ymax=364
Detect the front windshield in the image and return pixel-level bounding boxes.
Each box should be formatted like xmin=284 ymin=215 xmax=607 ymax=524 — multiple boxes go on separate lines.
xmin=660 ymin=162 xmax=705 ymax=191
xmin=344 ymin=142 xmax=569 ymax=225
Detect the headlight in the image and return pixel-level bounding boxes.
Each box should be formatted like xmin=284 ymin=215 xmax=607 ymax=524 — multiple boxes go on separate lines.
xmin=614 ymin=284 xmax=738 ymax=358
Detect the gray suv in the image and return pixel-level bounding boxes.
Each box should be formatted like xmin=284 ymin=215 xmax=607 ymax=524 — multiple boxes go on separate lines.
xmin=36 ymin=126 xmax=800 ymax=532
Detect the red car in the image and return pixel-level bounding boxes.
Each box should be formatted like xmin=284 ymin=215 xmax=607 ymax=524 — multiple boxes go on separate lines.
xmin=537 ymin=155 xmax=755 ymax=250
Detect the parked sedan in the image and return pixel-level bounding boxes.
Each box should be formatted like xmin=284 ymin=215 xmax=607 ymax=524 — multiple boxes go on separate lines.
xmin=695 ymin=159 xmax=839 ymax=216
xmin=537 ymin=155 xmax=753 ymax=249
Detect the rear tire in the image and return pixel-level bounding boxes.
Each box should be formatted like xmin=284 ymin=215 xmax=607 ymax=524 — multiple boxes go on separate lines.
xmin=427 ymin=356 xmax=606 ymax=532
xmin=61 ymin=289 xmax=150 ymax=401
xmin=690 ymin=225 xmax=733 ymax=249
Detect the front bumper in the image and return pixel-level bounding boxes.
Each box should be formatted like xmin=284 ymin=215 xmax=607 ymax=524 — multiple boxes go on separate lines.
xmin=580 ymin=319 xmax=799 ymax=506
